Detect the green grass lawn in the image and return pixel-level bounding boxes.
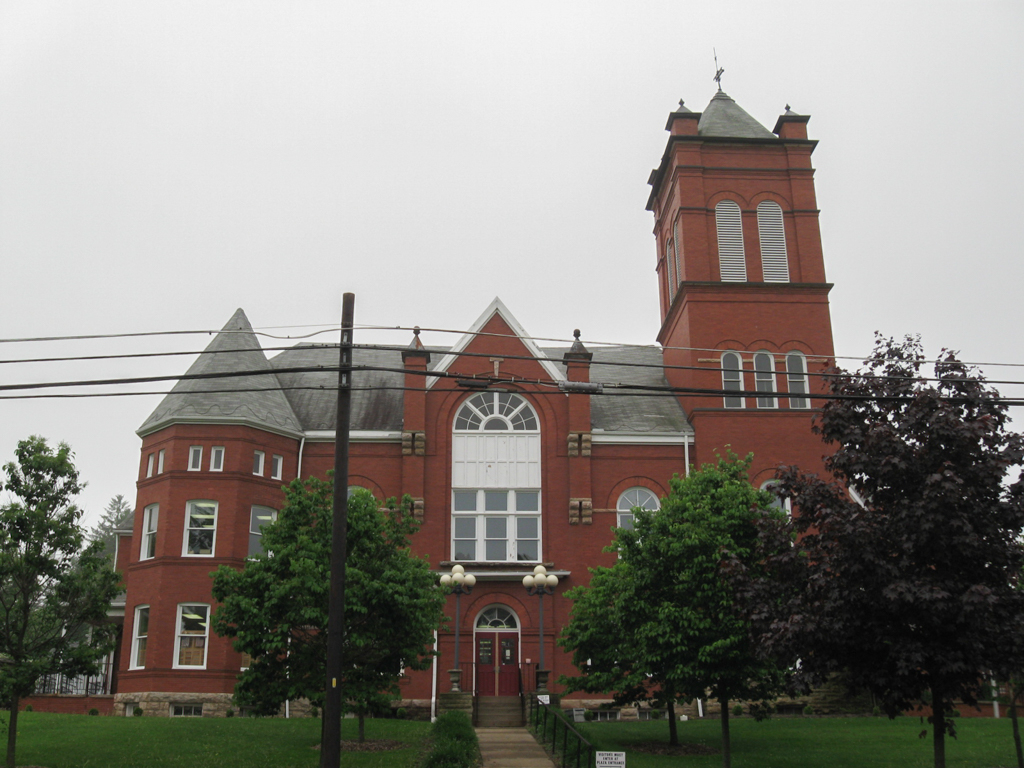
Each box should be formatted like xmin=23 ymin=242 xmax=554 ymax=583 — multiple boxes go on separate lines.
xmin=4 ymin=712 xmax=431 ymax=768
xmin=576 ymin=716 xmax=1022 ymax=768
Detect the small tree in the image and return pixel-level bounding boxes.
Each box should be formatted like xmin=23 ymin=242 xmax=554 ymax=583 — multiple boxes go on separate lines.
xmin=88 ymin=494 xmax=132 ymax=559
xmin=744 ymin=336 xmax=1024 ymax=768
xmin=212 ymin=481 xmax=445 ymax=742
xmin=0 ymin=437 xmax=121 ymax=768
xmin=560 ymin=454 xmax=789 ymax=767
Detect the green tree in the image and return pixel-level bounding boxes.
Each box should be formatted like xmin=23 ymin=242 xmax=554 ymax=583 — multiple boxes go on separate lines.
xmin=211 ymin=482 xmax=445 ymax=742
xmin=559 ymin=454 xmax=789 ymax=767
xmin=744 ymin=336 xmax=1024 ymax=768
xmin=88 ymin=494 xmax=132 ymax=560
xmin=0 ymin=437 xmax=122 ymax=768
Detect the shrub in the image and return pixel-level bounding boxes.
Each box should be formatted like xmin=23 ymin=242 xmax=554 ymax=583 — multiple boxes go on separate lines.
xmin=421 ymin=711 xmax=479 ymax=768
xmin=310 ymin=706 xmax=319 ymax=718
xmin=226 ymin=709 xmax=235 ymax=718
xmin=88 ymin=708 xmax=99 ymax=716
xmin=872 ymin=706 xmax=881 ymax=717
xmin=23 ymin=705 xmax=32 ymax=713
xmin=133 ymin=707 xmax=144 ymax=717
xmin=731 ymin=704 xmax=743 ymax=717
xmin=803 ymin=704 xmax=814 ymax=716
xmin=583 ymin=710 xmax=595 ymax=721
xmin=651 ymin=709 xmax=662 ymax=720
xmin=396 ymin=707 xmax=407 ymax=719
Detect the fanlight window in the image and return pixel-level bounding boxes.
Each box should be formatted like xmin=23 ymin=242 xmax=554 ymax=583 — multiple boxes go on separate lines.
xmin=454 ymin=392 xmax=538 ymax=432
xmin=616 ymin=487 xmax=660 ymax=530
xmin=476 ymin=606 xmax=519 ymax=630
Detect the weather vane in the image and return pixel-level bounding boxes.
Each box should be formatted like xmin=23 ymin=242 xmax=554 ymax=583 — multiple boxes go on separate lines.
xmin=713 ymin=48 xmax=724 ymax=91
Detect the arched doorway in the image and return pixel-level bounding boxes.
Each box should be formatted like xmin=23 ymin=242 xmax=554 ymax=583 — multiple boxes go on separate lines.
xmin=474 ymin=605 xmax=520 ymax=696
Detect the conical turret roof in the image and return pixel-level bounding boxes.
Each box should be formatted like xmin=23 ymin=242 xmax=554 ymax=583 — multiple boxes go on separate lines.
xmin=138 ymin=308 xmax=302 ymax=436
xmin=698 ymin=90 xmax=777 ymax=139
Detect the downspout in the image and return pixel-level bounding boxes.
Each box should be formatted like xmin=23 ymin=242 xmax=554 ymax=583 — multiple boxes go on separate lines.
xmin=296 ymin=436 xmax=306 ymax=479
xmin=684 ymin=437 xmax=691 ymax=477
xmin=431 ymin=630 xmax=439 ymax=722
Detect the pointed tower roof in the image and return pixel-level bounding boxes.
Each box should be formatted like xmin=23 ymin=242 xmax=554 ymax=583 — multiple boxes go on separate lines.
xmin=698 ymin=90 xmax=777 ymax=139
xmin=138 ymin=308 xmax=302 ymax=437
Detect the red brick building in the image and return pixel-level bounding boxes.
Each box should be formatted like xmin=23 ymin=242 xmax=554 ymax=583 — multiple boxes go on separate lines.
xmin=101 ymin=87 xmax=836 ymax=718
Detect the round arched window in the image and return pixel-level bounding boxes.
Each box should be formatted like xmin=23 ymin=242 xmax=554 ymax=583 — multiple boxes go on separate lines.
xmin=476 ymin=606 xmax=519 ymax=630
xmin=454 ymin=393 xmax=538 ymax=432
xmin=616 ymin=487 xmax=660 ymax=530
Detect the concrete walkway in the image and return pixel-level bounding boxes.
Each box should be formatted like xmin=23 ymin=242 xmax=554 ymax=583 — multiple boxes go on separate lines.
xmin=476 ymin=727 xmax=557 ymax=768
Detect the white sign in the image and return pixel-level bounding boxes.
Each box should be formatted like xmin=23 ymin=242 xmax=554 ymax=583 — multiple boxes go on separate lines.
xmin=596 ymin=752 xmax=626 ymax=767
xmin=536 ymin=694 xmax=550 ymax=705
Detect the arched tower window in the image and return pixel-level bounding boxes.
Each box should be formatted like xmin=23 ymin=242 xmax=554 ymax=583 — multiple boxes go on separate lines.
xmin=452 ymin=393 xmax=541 ymax=563
xmin=757 ymin=201 xmax=790 ymax=282
xmin=721 ymin=351 xmax=744 ymax=409
xmin=715 ymin=200 xmax=746 ymax=282
xmin=786 ymin=351 xmax=810 ymax=409
xmin=753 ymin=352 xmax=777 ymax=409
xmin=616 ymin=487 xmax=660 ymax=530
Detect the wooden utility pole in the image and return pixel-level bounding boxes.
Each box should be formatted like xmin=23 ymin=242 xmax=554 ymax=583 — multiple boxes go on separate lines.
xmin=320 ymin=292 xmax=354 ymax=768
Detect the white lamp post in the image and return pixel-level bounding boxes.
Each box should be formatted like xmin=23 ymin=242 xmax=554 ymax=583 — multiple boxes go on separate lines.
xmin=523 ymin=565 xmax=559 ymax=693
xmin=439 ymin=564 xmax=476 ymax=692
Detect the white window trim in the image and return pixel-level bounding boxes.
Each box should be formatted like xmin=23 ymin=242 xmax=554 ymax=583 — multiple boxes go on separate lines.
xmin=146 ymin=453 xmax=155 ymax=478
xmin=129 ymin=605 xmax=149 ymax=670
xmin=140 ymin=504 xmax=158 ymax=561
xmin=253 ymin=450 xmax=265 ymax=476
xmin=210 ymin=446 xmax=225 ymax=472
xmin=248 ymin=506 xmax=278 ymax=557
xmin=173 ymin=603 xmax=210 ymax=670
xmin=182 ymin=500 xmax=218 ymax=557
xmin=270 ymin=454 xmax=283 ymax=480
xmin=722 ymin=351 xmax=744 ymax=409
xmin=756 ymin=200 xmax=790 ymax=283
xmin=170 ymin=703 xmax=203 ymax=717
xmin=157 ymin=449 xmax=165 ymax=474
xmin=188 ymin=446 xmax=203 ymax=472
xmin=761 ymin=481 xmax=792 ymax=515
xmin=786 ymin=351 xmax=811 ymax=409
xmin=451 ymin=489 xmax=542 ymax=563
xmin=715 ymin=200 xmax=747 ymax=282
xmin=753 ymin=352 xmax=778 ymax=409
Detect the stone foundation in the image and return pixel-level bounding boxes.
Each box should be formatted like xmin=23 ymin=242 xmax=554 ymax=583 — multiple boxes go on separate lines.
xmin=114 ymin=692 xmax=236 ymax=718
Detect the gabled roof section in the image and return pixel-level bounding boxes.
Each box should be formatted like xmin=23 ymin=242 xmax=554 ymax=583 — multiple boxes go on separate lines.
xmin=698 ymin=90 xmax=777 ymax=139
xmin=427 ymin=297 xmax=565 ymax=388
xmin=138 ymin=308 xmax=302 ymax=437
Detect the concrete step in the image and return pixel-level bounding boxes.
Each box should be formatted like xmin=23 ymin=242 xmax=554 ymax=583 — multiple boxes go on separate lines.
xmin=477 ymin=696 xmax=525 ymax=727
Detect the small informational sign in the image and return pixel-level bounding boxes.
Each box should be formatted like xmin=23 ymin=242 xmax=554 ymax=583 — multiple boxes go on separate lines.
xmin=596 ymin=752 xmax=626 ymax=768
xmin=571 ymin=708 xmax=586 ymax=722
xmin=536 ymin=694 xmax=550 ymax=705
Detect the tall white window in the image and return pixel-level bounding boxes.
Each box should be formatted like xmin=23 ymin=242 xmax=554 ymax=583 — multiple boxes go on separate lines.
xmin=210 ymin=447 xmax=224 ymax=472
xmin=140 ymin=504 xmax=158 ymax=560
xmin=715 ymin=200 xmax=746 ymax=281
xmin=786 ymin=351 xmax=810 ymax=409
xmin=130 ymin=606 xmax=149 ymax=669
xmin=146 ymin=453 xmax=155 ymax=478
xmin=616 ymin=487 xmax=660 ymax=530
xmin=757 ymin=201 xmax=790 ymax=282
xmin=452 ymin=393 xmax=541 ymax=563
xmin=248 ymin=506 xmax=278 ymax=556
xmin=157 ymin=449 xmax=165 ymax=474
xmin=188 ymin=446 xmax=202 ymax=471
xmin=666 ymin=238 xmax=677 ymax=298
xmin=174 ymin=604 xmax=209 ymax=669
xmin=270 ymin=454 xmax=283 ymax=480
xmin=252 ymin=451 xmax=265 ymax=476
xmin=722 ymin=351 xmax=744 ymax=409
xmin=183 ymin=501 xmax=217 ymax=556
xmin=753 ymin=352 xmax=777 ymax=409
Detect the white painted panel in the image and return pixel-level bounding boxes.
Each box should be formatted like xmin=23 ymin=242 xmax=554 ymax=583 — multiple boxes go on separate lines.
xmin=452 ymin=434 xmax=541 ymax=489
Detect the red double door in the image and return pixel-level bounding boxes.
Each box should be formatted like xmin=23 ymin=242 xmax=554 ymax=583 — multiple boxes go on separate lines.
xmin=475 ymin=632 xmax=520 ymax=696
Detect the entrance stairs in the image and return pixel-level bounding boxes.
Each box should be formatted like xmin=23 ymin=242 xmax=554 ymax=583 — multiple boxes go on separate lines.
xmin=477 ymin=696 xmax=525 ymax=727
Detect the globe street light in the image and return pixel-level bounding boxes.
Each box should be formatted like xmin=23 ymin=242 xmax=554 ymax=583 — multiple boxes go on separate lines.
xmin=523 ymin=565 xmax=559 ymax=693
xmin=439 ymin=564 xmax=476 ymax=693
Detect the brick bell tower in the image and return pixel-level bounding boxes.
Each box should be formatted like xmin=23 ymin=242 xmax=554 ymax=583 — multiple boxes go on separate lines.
xmin=646 ymin=84 xmax=836 ymax=484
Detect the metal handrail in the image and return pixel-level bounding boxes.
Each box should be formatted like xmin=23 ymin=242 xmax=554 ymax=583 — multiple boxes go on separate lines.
xmin=527 ymin=695 xmax=595 ymax=768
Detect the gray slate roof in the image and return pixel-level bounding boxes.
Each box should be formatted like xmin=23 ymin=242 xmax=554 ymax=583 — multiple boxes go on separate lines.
xmin=138 ymin=309 xmax=303 ymax=437
xmin=698 ymin=90 xmax=777 ymax=139
xmin=140 ymin=311 xmax=692 ymax=437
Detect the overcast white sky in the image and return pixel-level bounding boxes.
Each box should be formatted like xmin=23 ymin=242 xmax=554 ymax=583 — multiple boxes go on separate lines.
xmin=1 ymin=1 xmax=1022 ymax=530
